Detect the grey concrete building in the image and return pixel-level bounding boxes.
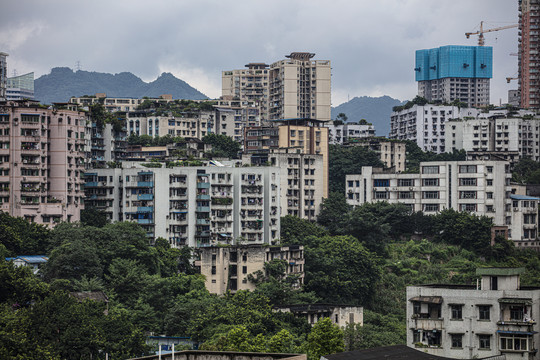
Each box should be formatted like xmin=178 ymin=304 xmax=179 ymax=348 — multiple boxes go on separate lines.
xmin=407 ymin=268 xmax=540 ymax=360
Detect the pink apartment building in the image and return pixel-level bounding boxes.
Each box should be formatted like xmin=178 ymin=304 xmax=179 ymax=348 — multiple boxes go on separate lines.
xmin=0 ymin=100 xmax=87 ymax=225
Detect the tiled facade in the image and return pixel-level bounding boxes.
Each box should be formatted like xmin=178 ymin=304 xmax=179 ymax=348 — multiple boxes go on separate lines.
xmin=0 ymin=101 xmax=87 ymax=225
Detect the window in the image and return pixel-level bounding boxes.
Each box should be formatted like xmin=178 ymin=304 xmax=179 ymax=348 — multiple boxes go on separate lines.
xmin=422 ymin=166 xmax=439 ymax=174
xmin=422 ymin=191 xmax=439 ymax=199
xmin=510 ymin=305 xmax=525 ymax=321
xmin=398 ymin=179 xmax=414 ymax=187
xmin=479 ymin=335 xmax=491 ymax=350
xmin=373 ymin=179 xmax=390 ymax=187
xmin=451 ymin=305 xmax=463 ymax=320
xmin=211 ymin=266 xmax=216 ymax=275
xmin=422 ymin=178 xmax=439 ymax=186
xmin=459 ymin=178 xmax=477 ymax=186
xmin=459 ymin=191 xmax=477 ymax=199
xmin=451 ymin=334 xmax=463 ymax=348
xmin=399 ymin=192 xmax=414 ymax=199
xmin=478 ymin=306 xmax=490 ymax=320
xmin=460 ymin=204 xmax=477 ymax=212
xmin=374 ymin=191 xmax=388 ymax=199
xmin=500 ymin=334 xmax=529 ymax=351
xmin=459 ymin=165 xmax=477 ymax=173
xmin=423 ymin=204 xmax=440 ymax=212
xmin=487 ymin=192 xmax=493 ymax=199
xmin=487 ymin=166 xmax=493 ymax=173
xmin=242 ymin=266 xmax=247 ymax=274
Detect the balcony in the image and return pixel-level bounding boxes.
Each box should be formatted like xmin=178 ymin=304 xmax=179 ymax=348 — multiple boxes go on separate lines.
xmin=197 ymin=182 xmax=210 ymax=189
xmin=137 ymin=181 xmax=154 ymax=187
xmin=196 ymin=206 xmax=210 ymax=212
xmin=137 ymin=219 xmax=153 ymax=225
xmin=196 ymin=219 xmax=209 ymax=225
xmin=137 ymin=194 xmax=153 ymax=200
xmin=196 ymin=194 xmax=211 ymax=200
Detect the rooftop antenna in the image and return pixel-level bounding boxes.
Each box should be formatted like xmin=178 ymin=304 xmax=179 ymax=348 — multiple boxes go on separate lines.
xmin=75 ymin=61 xmax=82 ymax=71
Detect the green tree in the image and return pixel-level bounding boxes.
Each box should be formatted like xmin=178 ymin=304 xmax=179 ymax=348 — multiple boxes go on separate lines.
xmin=42 ymin=239 xmax=102 ymax=281
xmin=512 ymin=158 xmax=540 ymax=184
xmin=0 ymin=260 xmax=50 ymax=306
xmin=280 ymin=215 xmax=328 ymax=245
xmin=305 ymin=318 xmax=344 ymax=360
xmin=304 ymin=235 xmax=381 ymax=305
xmin=202 ymin=133 xmax=241 ymax=159
xmin=317 ymin=192 xmax=351 ymax=235
xmin=0 ymin=212 xmax=52 ymax=255
xmin=80 ymin=207 xmax=109 ymax=228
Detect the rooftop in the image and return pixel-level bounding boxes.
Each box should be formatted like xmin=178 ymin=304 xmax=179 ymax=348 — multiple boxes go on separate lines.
xmin=323 ymin=345 xmax=495 ymax=360
xmin=476 ymin=267 xmax=525 ymax=276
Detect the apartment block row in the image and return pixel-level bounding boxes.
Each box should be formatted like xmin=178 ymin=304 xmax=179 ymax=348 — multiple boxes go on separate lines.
xmin=84 ymin=163 xmax=280 ymax=247
xmin=446 ymin=114 xmax=540 ymax=163
xmin=326 ymin=122 xmax=375 ymax=145
xmin=0 ymin=100 xmax=89 ymax=225
xmin=407 ymin=268 xmax=540 ymax=360
xmin=222 ymin=52 xmax=331 ymax=122
xmin=345 ymin=161 xmax=540 ymax=249
xmin=389 ymin=104 xmax=479 ymax=153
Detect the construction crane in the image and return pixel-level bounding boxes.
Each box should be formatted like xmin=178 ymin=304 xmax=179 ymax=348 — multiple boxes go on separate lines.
xmin=506 ymin=77 xmax=518 ymax=83
xmin=465 ymin=21 xmax=518 ymax=46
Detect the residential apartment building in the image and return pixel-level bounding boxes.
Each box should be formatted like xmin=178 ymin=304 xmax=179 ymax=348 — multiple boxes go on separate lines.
xmin=214 ymin=97 xmax=261 ymax=142
xmin=407 ymin=267 xmax=540 ymax=360
xmin=415 ymin=45 xmax=492 ymax=107
xmin=274 ymin=304 xmax=363 ymax=328
xmin=70 ymin=93 xmax=174 ymax=112
xmin=84 ymin=163 xmax=281 ymax=247
xmin=198 ymin=244 xmax=304 ymax=295
xmin=389 ymin=104 xmax=478 ymax=153
xmin=519 ymin=0 xmax=540 ymax=109
xmin=222 ymin=63 xmax=270 ymax=121
xmin=0 ymin=52 xmax=7 ymax=101
xmin=326 ymin=122 xmax=375 ymax=145
xmin=445 ymin=115 xmax=540 ymax=163
xmin=91 ymin=123 xmax=126 ymax=167
xmin=6 ymin=72 xmax=34 ymax=101
xmin=345 ymin=161 xmax=520 ymax=239
xmin=347 ymin=138 xmax=407 ymax=173
xmin=0 ymin=100 xmax=87 ymax=225
xmin=126 ymin=108 xmax=238 ymax=141
xmin=223 ymin=52 xmax=331 ymax=122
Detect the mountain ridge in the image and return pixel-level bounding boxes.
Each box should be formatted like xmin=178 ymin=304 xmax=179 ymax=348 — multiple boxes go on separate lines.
xmin=34 ymin=68 xmax=208 ymax=104
xmin=331 ymin=95 xmax=405 ymax=136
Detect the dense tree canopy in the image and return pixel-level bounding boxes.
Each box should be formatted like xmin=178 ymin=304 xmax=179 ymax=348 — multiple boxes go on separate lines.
xmin=202 ymin=133 xmax=242 ymax=159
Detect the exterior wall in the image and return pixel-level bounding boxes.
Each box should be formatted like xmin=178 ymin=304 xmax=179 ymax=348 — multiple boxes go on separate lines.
xmin=85 ymin=164 xmax=281 ymax=247
xmin=326 ymin=123 xmax=375 ymax=145
xmin=510 ymin=195 xmax=540 ymax=250
xmin=199 ymin=245 xmax=304 ymax=295
xmin=269 ymin=150 xmax=324 ymax=220
xmin=275 ymin=305 xmax=363 ymax=328
xmin=445 ymin=116 xmax=540 ymax=162
xmin=70 ymin=95 xmax=175 ymax=112
xmin=508 ymin=90 xmax=520 ymax=107
xmin=0 ymin=101 xmax=86 ymax=225
xmin=345 ymin=161 xmax=520 ymax=241
xmin=269 ymin=53 xmax=331 ymax=121
xmin=390 ymin=105 xmax=479 ymax=153
xmin=347 ymin=139 xmax=407 ymax=173
xmin=6 ymin=72 xmax=34 ymax=101
xmin=407 ymin=282 xmax=540 ymax=360
xmin=222 ymin=64 xmax=270 ymax=121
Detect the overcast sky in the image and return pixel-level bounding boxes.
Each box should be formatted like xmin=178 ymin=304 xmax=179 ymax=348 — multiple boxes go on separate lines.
xmin=1 ymin=0 xmax=517 ymax=106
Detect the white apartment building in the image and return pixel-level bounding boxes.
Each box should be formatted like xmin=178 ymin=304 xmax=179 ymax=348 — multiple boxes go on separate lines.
xmin=389 ymin=104 xmax=479 ymax=153
xmin=84 ymin=163 xmax=280 ymax=247
xmin=126 ymin=109 xmax=238 ymax=141
xmin=407 ymin=268 xmax=540 ymax=360
xmin=326 ymin=122 xmax=375 ymax=145
xmin=223 ymin=52 xmax=332 ymax=122
xmin=446 ymin=116 xmax=540 ymax=162
xmin=198 ymin=244 xmax=304 ymax=295
xmin=344 ymin=161 xmax=535 ymax=243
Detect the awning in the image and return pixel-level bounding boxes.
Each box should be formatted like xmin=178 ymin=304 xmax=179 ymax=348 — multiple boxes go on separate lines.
xmin=409 ymin=296 xmax=443 ymax=304
xmin=498 ymin=298 xmax=532 ymax=305
xmin=497 ymin=330 xmax=538 ymax=335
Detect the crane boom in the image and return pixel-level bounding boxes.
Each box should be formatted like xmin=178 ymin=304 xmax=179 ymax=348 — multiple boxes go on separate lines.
xmin=465 ymin=21 xmax=518 ymax=46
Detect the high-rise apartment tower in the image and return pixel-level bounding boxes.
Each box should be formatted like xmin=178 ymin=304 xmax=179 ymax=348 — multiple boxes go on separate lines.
xmin=519 ymin=0 xmax=540 ymax=109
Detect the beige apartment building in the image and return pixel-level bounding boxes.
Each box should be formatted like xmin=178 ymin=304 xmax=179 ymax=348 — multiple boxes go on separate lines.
xmin=347 ymin=138 xmax=407 ymax=173
xmin=223 ymin=52 xmax=331 ymax=122
xmin=198 ymin=244 xmax=304 ymax=295
xmin=0 ymin=100 xmax=87 ymax=225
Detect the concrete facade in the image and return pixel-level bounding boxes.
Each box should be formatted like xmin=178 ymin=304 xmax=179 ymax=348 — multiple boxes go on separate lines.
xmin=198 ymin=245 xmax=304 ymax=295
xmin=347 ymin=138 xmax=407 ymax=173
xmin=389 ymin=104 xmax=479 ymax=153
xmin=407 ymin=268 xmax=540 ymax=360
xmin=343 ymin=161 xmax=534 ymax=243
xmin=84 ymin=163 xmax=281 ymax=247
xmin=445 ymin=115 xmax=540 ymax=162
xmin=0 ymin=53 xmax=7 ymax=101
xmin=274 ymin=304 xmax=363 ymax=328
xmin=326 ymin=122 xmax=375 ymax=145
xmin=0 ymin=100 xmax=87 ymax=225
xmin=519 ymin=0 xmax=540 ymax=109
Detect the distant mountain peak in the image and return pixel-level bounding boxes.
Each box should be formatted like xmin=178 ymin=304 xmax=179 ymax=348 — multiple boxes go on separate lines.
xmin=332 ymin=95 xmax=405 ymax=136
xmin=35 ymin=69 xmax=207 ymax=104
